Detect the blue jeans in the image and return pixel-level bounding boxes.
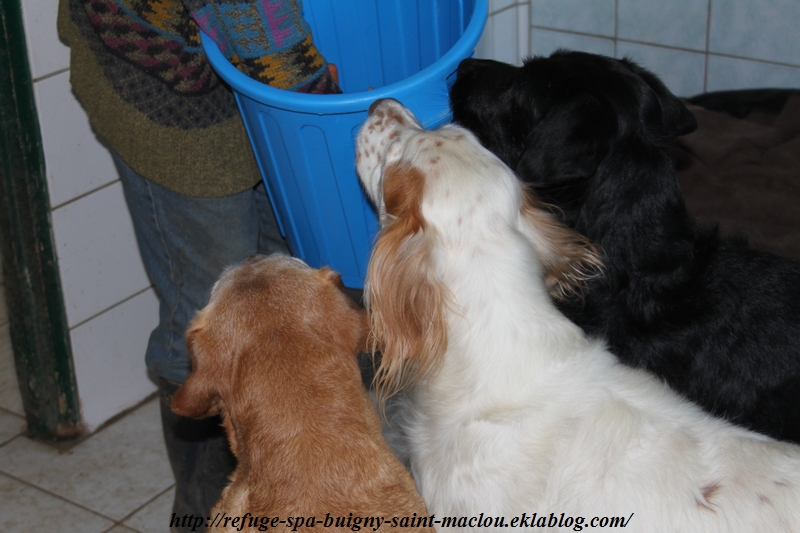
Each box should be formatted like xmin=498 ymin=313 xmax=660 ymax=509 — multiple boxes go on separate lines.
xmin=114 ymin=154 xmax=289 ymax=383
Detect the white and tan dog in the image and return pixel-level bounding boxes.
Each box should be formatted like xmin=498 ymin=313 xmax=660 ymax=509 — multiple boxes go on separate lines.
xmin=357 ymin=98 xmax=800 ymax=532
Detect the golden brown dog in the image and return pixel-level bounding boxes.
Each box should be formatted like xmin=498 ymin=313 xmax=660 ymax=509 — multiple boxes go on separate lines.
xmin=172 ymin=254 xmax=433 ymax=532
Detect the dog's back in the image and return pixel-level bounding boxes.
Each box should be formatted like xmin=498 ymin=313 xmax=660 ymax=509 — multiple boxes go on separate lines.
xmin=172 ymin=255 xmax=432 ymax=532
xmin=526 ymin=348 xmax=800 ymax=531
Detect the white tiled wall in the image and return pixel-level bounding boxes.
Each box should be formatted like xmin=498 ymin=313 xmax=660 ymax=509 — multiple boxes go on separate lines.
xmin=19 ymin=0 xmax=157 ymax=432
xmin=617 ymin=0 xmax=708 ymax=51
xmin=50 ymin=182 xmax=151 ymax=327
xmin=34 ymin=72 xmax=119 ymax=208
xmin=709 ymin=0 xmax=800 ymax=66
xmin=475 ymin=0 xmax=530 ymax=66
xmin=69 ymin=289 xmax=159 ymax=436
xmin=20 ymin=0 xmax=69 ymax=79
xmin=478 ymin=0 xmax=800 ymax=97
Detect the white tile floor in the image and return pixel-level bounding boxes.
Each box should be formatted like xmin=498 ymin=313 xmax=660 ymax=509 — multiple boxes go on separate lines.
xmin=0 ymin=267 xmax=176 ymax=533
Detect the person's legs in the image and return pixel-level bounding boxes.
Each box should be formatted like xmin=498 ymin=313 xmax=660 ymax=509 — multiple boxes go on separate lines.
xmin=114 ymin=154 xmax=288 ymax=530
xmin=156 ymin=377 xmax=234 ymax=529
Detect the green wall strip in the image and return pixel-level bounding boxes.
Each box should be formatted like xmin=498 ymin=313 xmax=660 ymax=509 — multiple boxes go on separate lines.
xmin=0 ymin=0 xmax=82 ymax=439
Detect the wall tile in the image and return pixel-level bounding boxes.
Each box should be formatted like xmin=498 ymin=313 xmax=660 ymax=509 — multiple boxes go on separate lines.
xmin=474 ymin=12 xmax=495 ymax=61
xmin=616 ymin=42 xmax=706 ymax=97
xmin=21 ymin=0 xmax=70 ymax=79
xmin=477 ymin=4 xmax=530 ymax=66
xmin=531 ymin=0 xmax=615 ymax=37
xmin=709 ymin=0 xmax=800 ymax=66
xmin=489 ymin=4 xmax=520 ymax=64
xmin=530 ymin=28 xmax=615 ymax=58
xmin=618 ymin=0 xmax=708 ymax=51
xmin=51 ymin=182 xmax=151 ymax=328
xmin=70 ymin=289 xmax=159 ymax=431
xmin=706 ymin=55 xmax=800 ymax=93
xmin=516 ymin=3 xmax=530 ymax=61
xmin=33 ymin=72 xmax=118 ymax=209
xmin=490 ymin=0 xmax=517 ymax=14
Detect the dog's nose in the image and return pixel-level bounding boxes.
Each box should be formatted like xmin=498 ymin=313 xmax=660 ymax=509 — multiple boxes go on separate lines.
xmin=368 ymin=98 xmax=400 ymax=115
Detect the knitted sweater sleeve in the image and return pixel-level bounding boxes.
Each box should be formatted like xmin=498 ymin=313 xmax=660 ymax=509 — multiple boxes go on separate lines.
xmin=182 ymin=0 xmax=341 ymax=93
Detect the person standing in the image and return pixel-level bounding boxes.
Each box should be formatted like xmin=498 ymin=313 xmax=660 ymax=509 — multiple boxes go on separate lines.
xmin=57 ymin=0 xmax=340 ymax=529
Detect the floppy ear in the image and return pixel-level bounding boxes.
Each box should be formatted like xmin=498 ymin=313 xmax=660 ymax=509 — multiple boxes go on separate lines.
xmin=626 ymin=59 xmax=697 ymax=137
xmin=663 ymin=97 xmax=697 ymax=137
xmin=354 ymin=307 xmax=370 ymax=354
xmin=314 ymin=266 xmax=370 ymax=352
xmin=171 ymin=314 xmax=223 ymax=418
xmin=519 ymin=190 xmax=603 ymax=300
xmin=365 ymin=163 xmax=448 ymax=405
xmin=514 ymin=94 xmax=617 ymax=184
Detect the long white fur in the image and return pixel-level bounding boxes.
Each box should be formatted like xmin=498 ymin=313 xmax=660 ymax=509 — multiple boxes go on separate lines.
xmin=356 ymin=99 xmax=800 ymax=532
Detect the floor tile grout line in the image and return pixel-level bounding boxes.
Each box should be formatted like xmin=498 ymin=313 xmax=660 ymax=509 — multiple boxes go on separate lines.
xmin=0 ymin=397 xmax=173 ymax=529
xmin=0 ymin=469 xmax=121 ymax=525
xmin=101 ymin=524 xmax=141 ymax=533
xmin=0 ymin=433 xmax=21 ymax=450
xmin=0 ymin=409 xmax=26 ymax=446
xmin=0 ymin=405 xmax=25 ymax=419
xmin=0 ymin=392 xmax=158 ymax=455
xmin=116 ymin=483 xmax=176 ymax=528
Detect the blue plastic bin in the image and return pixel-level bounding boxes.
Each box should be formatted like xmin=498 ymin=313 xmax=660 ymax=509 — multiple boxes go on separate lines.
xmin=201 ymin=0 xmax=488 ymax=288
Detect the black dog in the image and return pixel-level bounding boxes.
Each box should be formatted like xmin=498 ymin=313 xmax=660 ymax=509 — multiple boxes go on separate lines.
xmin=450 ymin=50 xmax=800 ymax=444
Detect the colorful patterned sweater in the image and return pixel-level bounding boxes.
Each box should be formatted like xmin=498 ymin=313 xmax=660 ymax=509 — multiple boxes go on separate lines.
xmin=57 ymin=0 xmax=340 ymax=197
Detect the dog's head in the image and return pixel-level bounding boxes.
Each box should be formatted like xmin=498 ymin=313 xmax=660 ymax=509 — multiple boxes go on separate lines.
xmin=171 ymin=255 xmax=368 ymax=430
xmin=450 ymin=51 xmax=697 ymax=191
xmin=357 ymin=99 xmax=601 ymax=401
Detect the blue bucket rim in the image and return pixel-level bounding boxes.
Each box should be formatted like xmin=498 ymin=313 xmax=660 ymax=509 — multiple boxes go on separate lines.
xmin=200 ymin=0 xmax=488 ymax=115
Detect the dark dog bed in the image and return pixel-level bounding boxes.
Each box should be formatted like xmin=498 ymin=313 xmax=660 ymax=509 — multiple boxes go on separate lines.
xmin=675 ymin=89 xmax=800 ymax=261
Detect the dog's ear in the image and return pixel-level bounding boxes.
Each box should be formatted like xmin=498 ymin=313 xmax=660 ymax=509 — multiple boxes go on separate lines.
xmin=661 ymin=94 xmax=697 ymax=137
xmin=625 ymin=59 xmax=697 ymax=137
xmin=519 ymin=191 xmax=603 ymax=300
xmin=315 ymin=266 xmax=371 ymax=353
xmin=366 ymin=162 xmax=448 ymax=405
xmin=514 ymin=94 xmax=617 ymax=184
xmin=171 ymin=314 xmax=223 ymax=418
xmin=317 ymin=266 xmax=345 ymax=289
xmin=354 ymin=307 xmax=370 ymax=354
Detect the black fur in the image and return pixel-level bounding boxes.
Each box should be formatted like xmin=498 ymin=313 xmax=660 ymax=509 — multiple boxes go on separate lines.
xmin=450 ymin=51 xmax=800 ymax=443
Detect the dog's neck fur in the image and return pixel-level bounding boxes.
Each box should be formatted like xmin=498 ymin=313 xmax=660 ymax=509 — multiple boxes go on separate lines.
xmin=577 ymin=143 xmax=700 ymax=273
xmin=546 ymin=139 xmax=719 ymax=362
xmin=424 ymin=226 xmax=589 ymax=407
xmin=408 ymin=216 xmax=620 ymax=513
